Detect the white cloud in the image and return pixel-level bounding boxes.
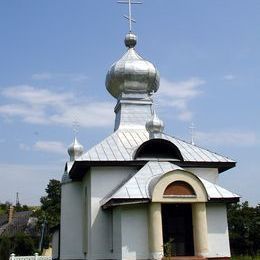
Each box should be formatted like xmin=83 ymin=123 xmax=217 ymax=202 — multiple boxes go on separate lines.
xmin=31 ymin=72 xmax=88 ymax=83
xmin=196 ymin=130 xmax=259 ymax=147
xmin=34 ymin=140 xmax=66 ymax=154
xmin=158 ymin=77 xmax=205 ymax=121
xmin=0 ymin=85 xmax=114 ymax=128
xmin=223 ymin=74 xmax=235 ymax=81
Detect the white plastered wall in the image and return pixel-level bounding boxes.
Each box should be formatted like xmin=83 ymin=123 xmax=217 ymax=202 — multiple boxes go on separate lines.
xmin=51 ymin=230 xmax=59 ymax=260
xmin=184 ymin=168 xmax=219 ymax=184
xmin=121 ymin=205 xmax=150 ymax=260
xmin=60 ymin=181 xmax=84 ymax=260
xmin=206 ymin=203 xmax=231 ymax=258
xmin=87 ymin=166 xmax=137 ymax=259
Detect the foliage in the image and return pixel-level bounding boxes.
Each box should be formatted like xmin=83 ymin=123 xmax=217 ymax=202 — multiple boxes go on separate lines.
xmin=0 ymin=236 xmax=12 ymax=260
xmin=0 ymin=202 xmax=11 ymax=215
xmin=15 ymin=204 xmax=29 ymax=212
xmin=163 ymin=238 xmax=174 ymax=258
xmin=228 ymin=201 xmax=260 ymax=257
xmin=34 ymin=179 xmax=61 ymax=229
xmin=13 ymin=233 xmax=35 ymax=256
xmin=32 ymin=179 xmax=61 ymax=251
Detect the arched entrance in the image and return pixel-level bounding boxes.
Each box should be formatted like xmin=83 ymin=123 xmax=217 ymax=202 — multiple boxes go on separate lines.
xmin=149 ymin=170 xmax=209 ymax=259
xmin=162 ymin=203 xmax=194 ymax=256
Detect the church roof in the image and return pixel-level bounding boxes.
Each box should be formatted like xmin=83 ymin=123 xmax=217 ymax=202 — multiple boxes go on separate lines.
xmin=101 ymin=161 xmax=240 ymax=208
xmin=69 ymin=129 xmax=235 ymax=179
xmin=79 ymin=129 xmax=233 ymax=163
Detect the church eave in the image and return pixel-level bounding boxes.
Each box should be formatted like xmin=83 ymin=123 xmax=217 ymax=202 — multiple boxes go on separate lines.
xmin=102 ymin=198 xmax=150 ymax=209
xmin=208 ymin=197 xmax=240 ymax=203
xmin=69 ymin=160 xmax=236 ymax=181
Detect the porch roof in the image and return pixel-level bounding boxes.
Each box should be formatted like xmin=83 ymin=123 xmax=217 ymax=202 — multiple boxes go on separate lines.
xmin=101 ymin=161 xmax=240 ymax=208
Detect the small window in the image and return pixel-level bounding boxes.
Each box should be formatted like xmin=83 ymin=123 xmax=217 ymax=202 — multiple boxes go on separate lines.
xmin=134 ymin=139 xmax=183 ymax=160
xmin=163 ymin=181 xmax=196 ymax=197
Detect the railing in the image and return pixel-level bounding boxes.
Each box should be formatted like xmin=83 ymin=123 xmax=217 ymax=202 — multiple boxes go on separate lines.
xmin=9 ymin=253 xmax=52 ymax=260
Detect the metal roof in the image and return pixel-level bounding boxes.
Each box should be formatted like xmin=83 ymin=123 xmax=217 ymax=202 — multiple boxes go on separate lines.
xmin=78 ymin=129 xmax=234 ymax=164
xmin=101 ymin=161 xmax=240 ymax=207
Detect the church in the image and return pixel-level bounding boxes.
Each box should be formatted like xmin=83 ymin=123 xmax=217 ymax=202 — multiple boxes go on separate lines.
xmin=58 ymin=3 xmax=239 ymax=260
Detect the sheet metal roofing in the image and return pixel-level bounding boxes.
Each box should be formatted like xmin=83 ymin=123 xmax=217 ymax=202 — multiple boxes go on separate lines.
xmin=101 ymin=161 xmax=240 ymax=207
xmin=78 ymin=129 xmax=234 ymax=163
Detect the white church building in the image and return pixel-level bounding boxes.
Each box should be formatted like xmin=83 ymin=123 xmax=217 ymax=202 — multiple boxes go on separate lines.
xmin=59 ymin=6 xmax=239 ymax=260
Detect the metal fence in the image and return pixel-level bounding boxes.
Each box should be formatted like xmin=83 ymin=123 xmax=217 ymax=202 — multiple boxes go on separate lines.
xmin=9 ymin=253 xmax=52 ymax=260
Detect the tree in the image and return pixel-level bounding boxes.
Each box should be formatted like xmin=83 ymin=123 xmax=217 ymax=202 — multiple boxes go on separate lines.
xmin=13 ymin=233 xmax=34 ymax=256
xmin=35 ymin=179 xmax=61 ymax=229
xmin=33 ymin=179 xmax=61 ymax=251
xmin=0 ymin=236 xmax=12 ymax=260
xmin=228 ymin=201 xmax=260 ymax=257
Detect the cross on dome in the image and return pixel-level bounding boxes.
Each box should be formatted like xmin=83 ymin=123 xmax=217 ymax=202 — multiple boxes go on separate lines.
xmin=117 ymin=0 xmax=142 ymax=32
xmin=73 ymin=120 xmax=80 ymax=137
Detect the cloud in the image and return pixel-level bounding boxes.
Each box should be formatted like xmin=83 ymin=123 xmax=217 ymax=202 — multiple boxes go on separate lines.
xmin=34 ymin=140 xmax=66 ymax=154
xmin=158 ymin=77 xmax=205 ymax=121
xmin=31 ymin=72 xmax=88 ymax=83
xmin=196 ymin=130 xmax=259 ymax=147
xmin=0 ymin=85 xmax=114 ymax=128
xmin=223 ymin=74 xmax=235 ymax=81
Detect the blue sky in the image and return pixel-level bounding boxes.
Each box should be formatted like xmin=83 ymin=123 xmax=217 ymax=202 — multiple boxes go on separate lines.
xmin=0 ymin=0 xmax=259 ymax=205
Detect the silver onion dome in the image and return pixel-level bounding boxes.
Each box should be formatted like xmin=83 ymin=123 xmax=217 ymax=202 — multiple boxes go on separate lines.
xmin=146 ymin=111 xmax=164 ymax=139
xmin=68 ymin=137 xmax=84 ymax=161
xmin=106 ymin=32 xmax=160 ymax=99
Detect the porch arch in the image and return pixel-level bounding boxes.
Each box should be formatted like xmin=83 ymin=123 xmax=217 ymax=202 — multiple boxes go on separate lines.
xmin=148 ymin=170 xmax=209 ymax=259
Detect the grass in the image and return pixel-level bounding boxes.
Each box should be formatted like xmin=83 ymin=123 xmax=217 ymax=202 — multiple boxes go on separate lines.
xmin=232 ymin=256 xmax=260 ymax=260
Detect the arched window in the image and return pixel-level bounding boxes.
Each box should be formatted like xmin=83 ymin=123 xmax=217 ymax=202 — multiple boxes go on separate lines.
xmin=163 ymin=181 xmax=196 ymax=197
xmin=134 ymin=139 xmax=183 ymax=161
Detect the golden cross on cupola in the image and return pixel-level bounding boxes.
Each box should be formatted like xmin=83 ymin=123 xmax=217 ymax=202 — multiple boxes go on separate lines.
xmin=117 ymin=0 xmax=142 ymax=32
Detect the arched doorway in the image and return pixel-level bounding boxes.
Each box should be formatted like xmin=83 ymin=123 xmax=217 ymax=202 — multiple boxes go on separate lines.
xmin=162 ymin=203 xmax=194 ymax=256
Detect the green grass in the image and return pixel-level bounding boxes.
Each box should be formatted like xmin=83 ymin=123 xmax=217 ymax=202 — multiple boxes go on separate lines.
xmin=232 ymin=256 xmax=260 ymax=260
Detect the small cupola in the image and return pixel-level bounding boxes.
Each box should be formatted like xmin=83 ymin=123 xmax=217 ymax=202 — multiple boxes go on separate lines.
xmin=146 ymin=110 xmax=164 ymax=139
xmin=68 ymin=137 xmax=84 ymax=161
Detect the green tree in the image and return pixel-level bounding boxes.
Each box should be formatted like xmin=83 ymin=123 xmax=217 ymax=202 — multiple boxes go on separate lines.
xmin=0 ymin=236 xmax=12 ymax=260
xmin=228 ymin=201 xmax=260 ymax=257
xmin=33 ymin=179 xmax=61 ymax=251
xmin=13 ymin=233 xmax=34 ymax=256
xmin=35 ymin=179 xmax=61 ymax=229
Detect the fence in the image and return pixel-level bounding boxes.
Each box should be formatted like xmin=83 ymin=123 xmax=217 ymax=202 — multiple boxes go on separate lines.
xmin=9 ymin=253 xmax=52 ymax=260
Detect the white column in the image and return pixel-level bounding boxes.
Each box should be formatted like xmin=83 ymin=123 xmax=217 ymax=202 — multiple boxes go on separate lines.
xmin=149 ymin=203 xmax=164 ymax=260
xmin=192 ymin=202 xmax=208 ymax=257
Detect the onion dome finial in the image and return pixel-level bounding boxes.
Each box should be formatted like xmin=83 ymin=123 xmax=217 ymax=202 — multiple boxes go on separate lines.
xmin=105 ymin=32 xmax=160 ymax=99
xmin=68 ymin=137 xmax=84 ymax=161
xmin=124 ymin=32 xmax=137 ymax=48
xmin=146 ymin=110 xmax=164 ymax=139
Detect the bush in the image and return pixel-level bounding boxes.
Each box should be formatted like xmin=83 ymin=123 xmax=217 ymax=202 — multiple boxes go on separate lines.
xmin=13 ymin=233 xmax=35 ymax=256
xmin=0 ymin=236 xmax=12 ymax=260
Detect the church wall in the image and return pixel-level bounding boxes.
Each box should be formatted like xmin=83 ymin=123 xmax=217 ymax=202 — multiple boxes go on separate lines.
xmin=87 ymin=166 xmax=137 ymax=259
xmin=51 ymin=229 xmax=59 ymax=260
xmin=121 ymin=204 xmax=150 ymax=260
xmin=206 ymin=203 xmax=231 ymax=258
xmin=113 ymin=207 xmax=122 ymax=259
xmin=60 ymin=181 xmax=84 ymax=260
xmin=185 ymin=168 xmax=219 ymax=184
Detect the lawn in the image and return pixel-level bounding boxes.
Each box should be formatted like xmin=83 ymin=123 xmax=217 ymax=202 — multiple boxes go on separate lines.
xmin=232 ymin=256 xmax=260 ymax=260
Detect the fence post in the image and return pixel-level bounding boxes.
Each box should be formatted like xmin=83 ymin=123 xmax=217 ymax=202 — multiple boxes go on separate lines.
xmin=34 ymin=252 xmax=39 ymax=260
xmin=10 ymin=253 xmax=15 ymax=260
